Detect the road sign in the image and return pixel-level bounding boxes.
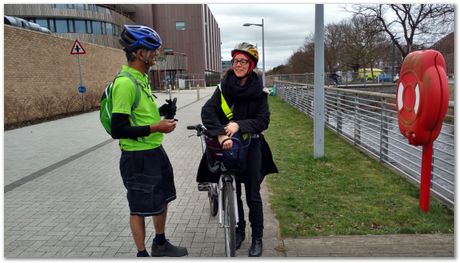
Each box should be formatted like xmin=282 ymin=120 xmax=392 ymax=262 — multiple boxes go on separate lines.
xmin=78 ymin=86 xmax=86 ymax=93
xmin=70 ymin=40 xmax=86 ymax=55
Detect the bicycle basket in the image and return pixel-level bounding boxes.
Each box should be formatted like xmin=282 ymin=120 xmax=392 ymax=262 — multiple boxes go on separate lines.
xmin=205 ymin=132 xmax=251 ymax=173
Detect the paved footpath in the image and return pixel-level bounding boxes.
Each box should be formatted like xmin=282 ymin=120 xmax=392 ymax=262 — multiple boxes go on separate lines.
xmin=4 ymin=88 xmax=454 ymax=258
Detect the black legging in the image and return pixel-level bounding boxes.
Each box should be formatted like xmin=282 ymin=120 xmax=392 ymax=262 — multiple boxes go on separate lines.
xmin=236 ymin=138 xmax=264 ymax=239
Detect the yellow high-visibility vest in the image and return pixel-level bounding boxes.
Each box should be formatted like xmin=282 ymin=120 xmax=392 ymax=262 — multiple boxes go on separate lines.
xmin=218 ymin=85 xmax=249 ymax=140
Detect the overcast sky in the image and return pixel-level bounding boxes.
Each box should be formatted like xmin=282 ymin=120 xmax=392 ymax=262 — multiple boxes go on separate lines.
xmin=208 ymin=4 xmax=352 ymax=70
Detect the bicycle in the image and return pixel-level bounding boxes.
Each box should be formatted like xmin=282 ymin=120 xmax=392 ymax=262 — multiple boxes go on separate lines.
xmin=187 ymin=124 xmax=250 ymax=257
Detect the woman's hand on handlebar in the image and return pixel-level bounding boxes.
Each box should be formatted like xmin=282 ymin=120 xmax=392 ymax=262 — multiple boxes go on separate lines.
xmin=218 ymin=135 xmax=233 ymax=150
xmin=224 ymin=121 xmax=239 ymax=137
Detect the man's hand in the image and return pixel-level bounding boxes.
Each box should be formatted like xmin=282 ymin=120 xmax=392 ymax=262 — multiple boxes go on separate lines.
xmin=165 ymin=98 xmax=177 ymax=119
xmin=150 ymin=119 xmax=177 ymax=134
xmin=224 ymin=121 xmax=239 ymax=137
xmin=158 ymin=97 xmax=177 ymax=119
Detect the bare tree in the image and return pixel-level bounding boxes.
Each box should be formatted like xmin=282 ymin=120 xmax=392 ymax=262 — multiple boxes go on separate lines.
xmin=347 ymin=4 xmax=454 ymax=58
xmin=328 ymin=16 xmax=388 ymax=74
xmin=325 ymin=22 xmax=348 ymax=72
xmin=287 ymin=34 xmax=316 ymax=73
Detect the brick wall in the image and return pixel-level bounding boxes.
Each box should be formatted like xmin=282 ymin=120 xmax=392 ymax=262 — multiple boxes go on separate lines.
xmin=4 ymin=25 xmax=126 ymax=127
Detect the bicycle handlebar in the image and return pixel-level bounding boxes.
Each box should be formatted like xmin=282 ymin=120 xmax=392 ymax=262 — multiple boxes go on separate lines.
xmin=187 ymin=124 xmax=207 ymax=136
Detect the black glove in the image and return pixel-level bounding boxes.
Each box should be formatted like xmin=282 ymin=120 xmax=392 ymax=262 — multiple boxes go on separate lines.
xmin=159 ymin=97 xmax=177 ymax=119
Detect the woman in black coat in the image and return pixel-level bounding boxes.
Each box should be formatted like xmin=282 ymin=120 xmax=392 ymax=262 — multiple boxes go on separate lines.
xmin=196 ymin=42 xmax=277 ymax=257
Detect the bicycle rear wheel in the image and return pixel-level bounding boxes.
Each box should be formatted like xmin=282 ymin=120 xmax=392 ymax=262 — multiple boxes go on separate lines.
xmin=223 ymin=180 xmax=236 ymax=257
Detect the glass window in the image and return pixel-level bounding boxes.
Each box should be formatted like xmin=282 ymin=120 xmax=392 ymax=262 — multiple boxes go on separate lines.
xmin=54 ymin=4 xmax=67 ymax=9
xmin=55 ymin=19 xmax=68 ymax=33
xmin=35 ymin=18 xmax=48 ymax=29
xmin=113 ymin=24 xmax=120 ymax=36
xmin=68 ymin=20 xmax=74 ymax=33
xmin=101 ymin=22 xmax=106 ymax=34
xmin=106 ymin=23 xmax=113 ymax=35
xmin=74 ymin=4 xmax=85 ymax=10
xmin=97 ymin=5 xmax=109 ymax=14
xmin=88 ymin=4 xmax=97 ymax=11
xmin=74 ymin=19 xmax=86 ymax=33
xmin=86 ymin=20 xmax=92 ymax=33
xmin=92 ymin=21 xmax=102 ymax=34
xmin=48 ymin=19 xmax=55 ymax=32
xmin=176 ymin=21 xmax=186 ymax=31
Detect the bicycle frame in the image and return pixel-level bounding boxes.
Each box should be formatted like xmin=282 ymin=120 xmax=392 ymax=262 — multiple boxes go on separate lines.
xmin=186 ymin=123 xmax=240 ymax=256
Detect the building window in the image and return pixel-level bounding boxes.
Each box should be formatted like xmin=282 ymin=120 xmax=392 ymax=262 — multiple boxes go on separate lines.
xmin=74 ymin=4 xmax=86 ymax=10
xmin=106 ymin=23 xmax=113 ymax=35
xmin=92 ymin=21 xmax=102 ymax=34
xmin=68 ymin=19 xmax=75 ymax=33
xmin=55 ymin=19 xmax=68 ymax=33
xmin=96 ymin=5 xmax=111 ymax=14
xmin=176 ymin=21 xmax=186 ymax=31
xmin=86 ymin=20 xmax=92 ymax=33
xmin=101 ymin=22 xmax=107 ymax=34
xmin=53 ymin=4 xmax=68 ymax=9
xmin=35 ymin=18 xmax=49 ymax=29
xmin=113 ymin=24 xmax=121 ymax=36
xmin=74 ymin=19 xmax=86 ymax=33
xmin=48 ymin=19 xmax=55 ymax=32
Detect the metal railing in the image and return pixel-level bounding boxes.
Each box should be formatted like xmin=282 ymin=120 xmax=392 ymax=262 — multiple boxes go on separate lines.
xmin=275 ymin=80 xmax=455 ymax=207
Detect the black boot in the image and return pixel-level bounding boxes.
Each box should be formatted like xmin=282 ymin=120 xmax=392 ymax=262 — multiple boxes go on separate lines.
xmin=248 ymin=238 xmax=262 ymax=257
xmin=235 ymin=231 xmax=245 ymax=250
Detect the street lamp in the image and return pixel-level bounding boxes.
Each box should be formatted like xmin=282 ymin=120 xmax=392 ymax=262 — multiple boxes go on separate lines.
xmin=243 ymin=18 xmax=265 ymax=87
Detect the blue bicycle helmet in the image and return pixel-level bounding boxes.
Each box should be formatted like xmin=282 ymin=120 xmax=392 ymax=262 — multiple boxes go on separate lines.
xmin=119 ymin=25 xmax=162 ymax=51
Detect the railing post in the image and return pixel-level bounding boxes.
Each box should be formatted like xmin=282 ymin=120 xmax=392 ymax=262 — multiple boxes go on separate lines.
xmin=324 ymin=89 xmax=328 ymax=123
xmin=379 ymin=97 xmax=389 ymax=162
xmin=337 ymin=91 xmax=342 ymax=134
xmin=354 ymin=96 xmax=360 ymax=145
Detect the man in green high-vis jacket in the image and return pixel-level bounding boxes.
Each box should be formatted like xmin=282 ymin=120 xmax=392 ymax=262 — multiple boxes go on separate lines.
xmin=111 ymin=25 xmax=186 ymax=257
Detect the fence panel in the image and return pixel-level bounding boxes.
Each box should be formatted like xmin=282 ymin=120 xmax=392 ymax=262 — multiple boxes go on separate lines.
xmin=275 ymin=80 xmax=455 ymax=207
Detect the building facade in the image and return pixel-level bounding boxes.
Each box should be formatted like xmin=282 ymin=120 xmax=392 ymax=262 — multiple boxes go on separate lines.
xmin=4 ymin=4 xmax=132 ymax=48
xmin=144 ymin=4 xmax=221 ymax=86
xmin=4 ymin=4 xmax=221 ymax=87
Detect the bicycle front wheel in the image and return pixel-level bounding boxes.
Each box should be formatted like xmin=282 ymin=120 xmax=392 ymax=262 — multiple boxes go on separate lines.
xmin=223 ymin=180 xmax=236 ymax=257
xmin=208 ymin=184 xmax=218 ymax=217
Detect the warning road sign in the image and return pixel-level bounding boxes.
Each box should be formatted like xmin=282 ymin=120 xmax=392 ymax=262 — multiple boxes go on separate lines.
xmin=70 ymin=40 xmax=86 ymax=55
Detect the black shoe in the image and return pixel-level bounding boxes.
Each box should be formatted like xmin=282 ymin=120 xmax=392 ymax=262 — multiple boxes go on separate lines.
xmin=136 ymin=249 xmax=150 ymax=257
xmin=248 ymin=238 xmax=262 ymax=257
xmin=235 ymin=232 xmax=245 ymax=250
xmin=151 ymin=240 xmax=188 ymax=257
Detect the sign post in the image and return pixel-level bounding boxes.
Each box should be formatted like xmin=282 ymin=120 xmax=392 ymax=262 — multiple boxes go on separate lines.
xmin=70 ymin=40 xmax=87 ymax=111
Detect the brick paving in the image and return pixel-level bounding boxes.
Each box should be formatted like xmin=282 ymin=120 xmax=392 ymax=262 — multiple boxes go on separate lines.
xmin=4 ymin=88 xmax=454 ymax=258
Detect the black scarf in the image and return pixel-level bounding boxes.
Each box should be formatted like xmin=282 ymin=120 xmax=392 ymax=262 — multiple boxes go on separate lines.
xmin=221 ymin=71 xmax=263 ymax=102
xmin=220 ymin=70 xmax=264 ymax=120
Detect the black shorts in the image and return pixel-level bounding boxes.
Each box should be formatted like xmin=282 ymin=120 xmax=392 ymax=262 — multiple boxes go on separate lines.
xmin=120 ymin=146 xmax=176 ymax=217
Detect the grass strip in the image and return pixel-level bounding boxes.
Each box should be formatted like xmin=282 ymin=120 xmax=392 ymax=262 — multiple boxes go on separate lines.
xmin=264 ymin=96 xmax=454 ymax=237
